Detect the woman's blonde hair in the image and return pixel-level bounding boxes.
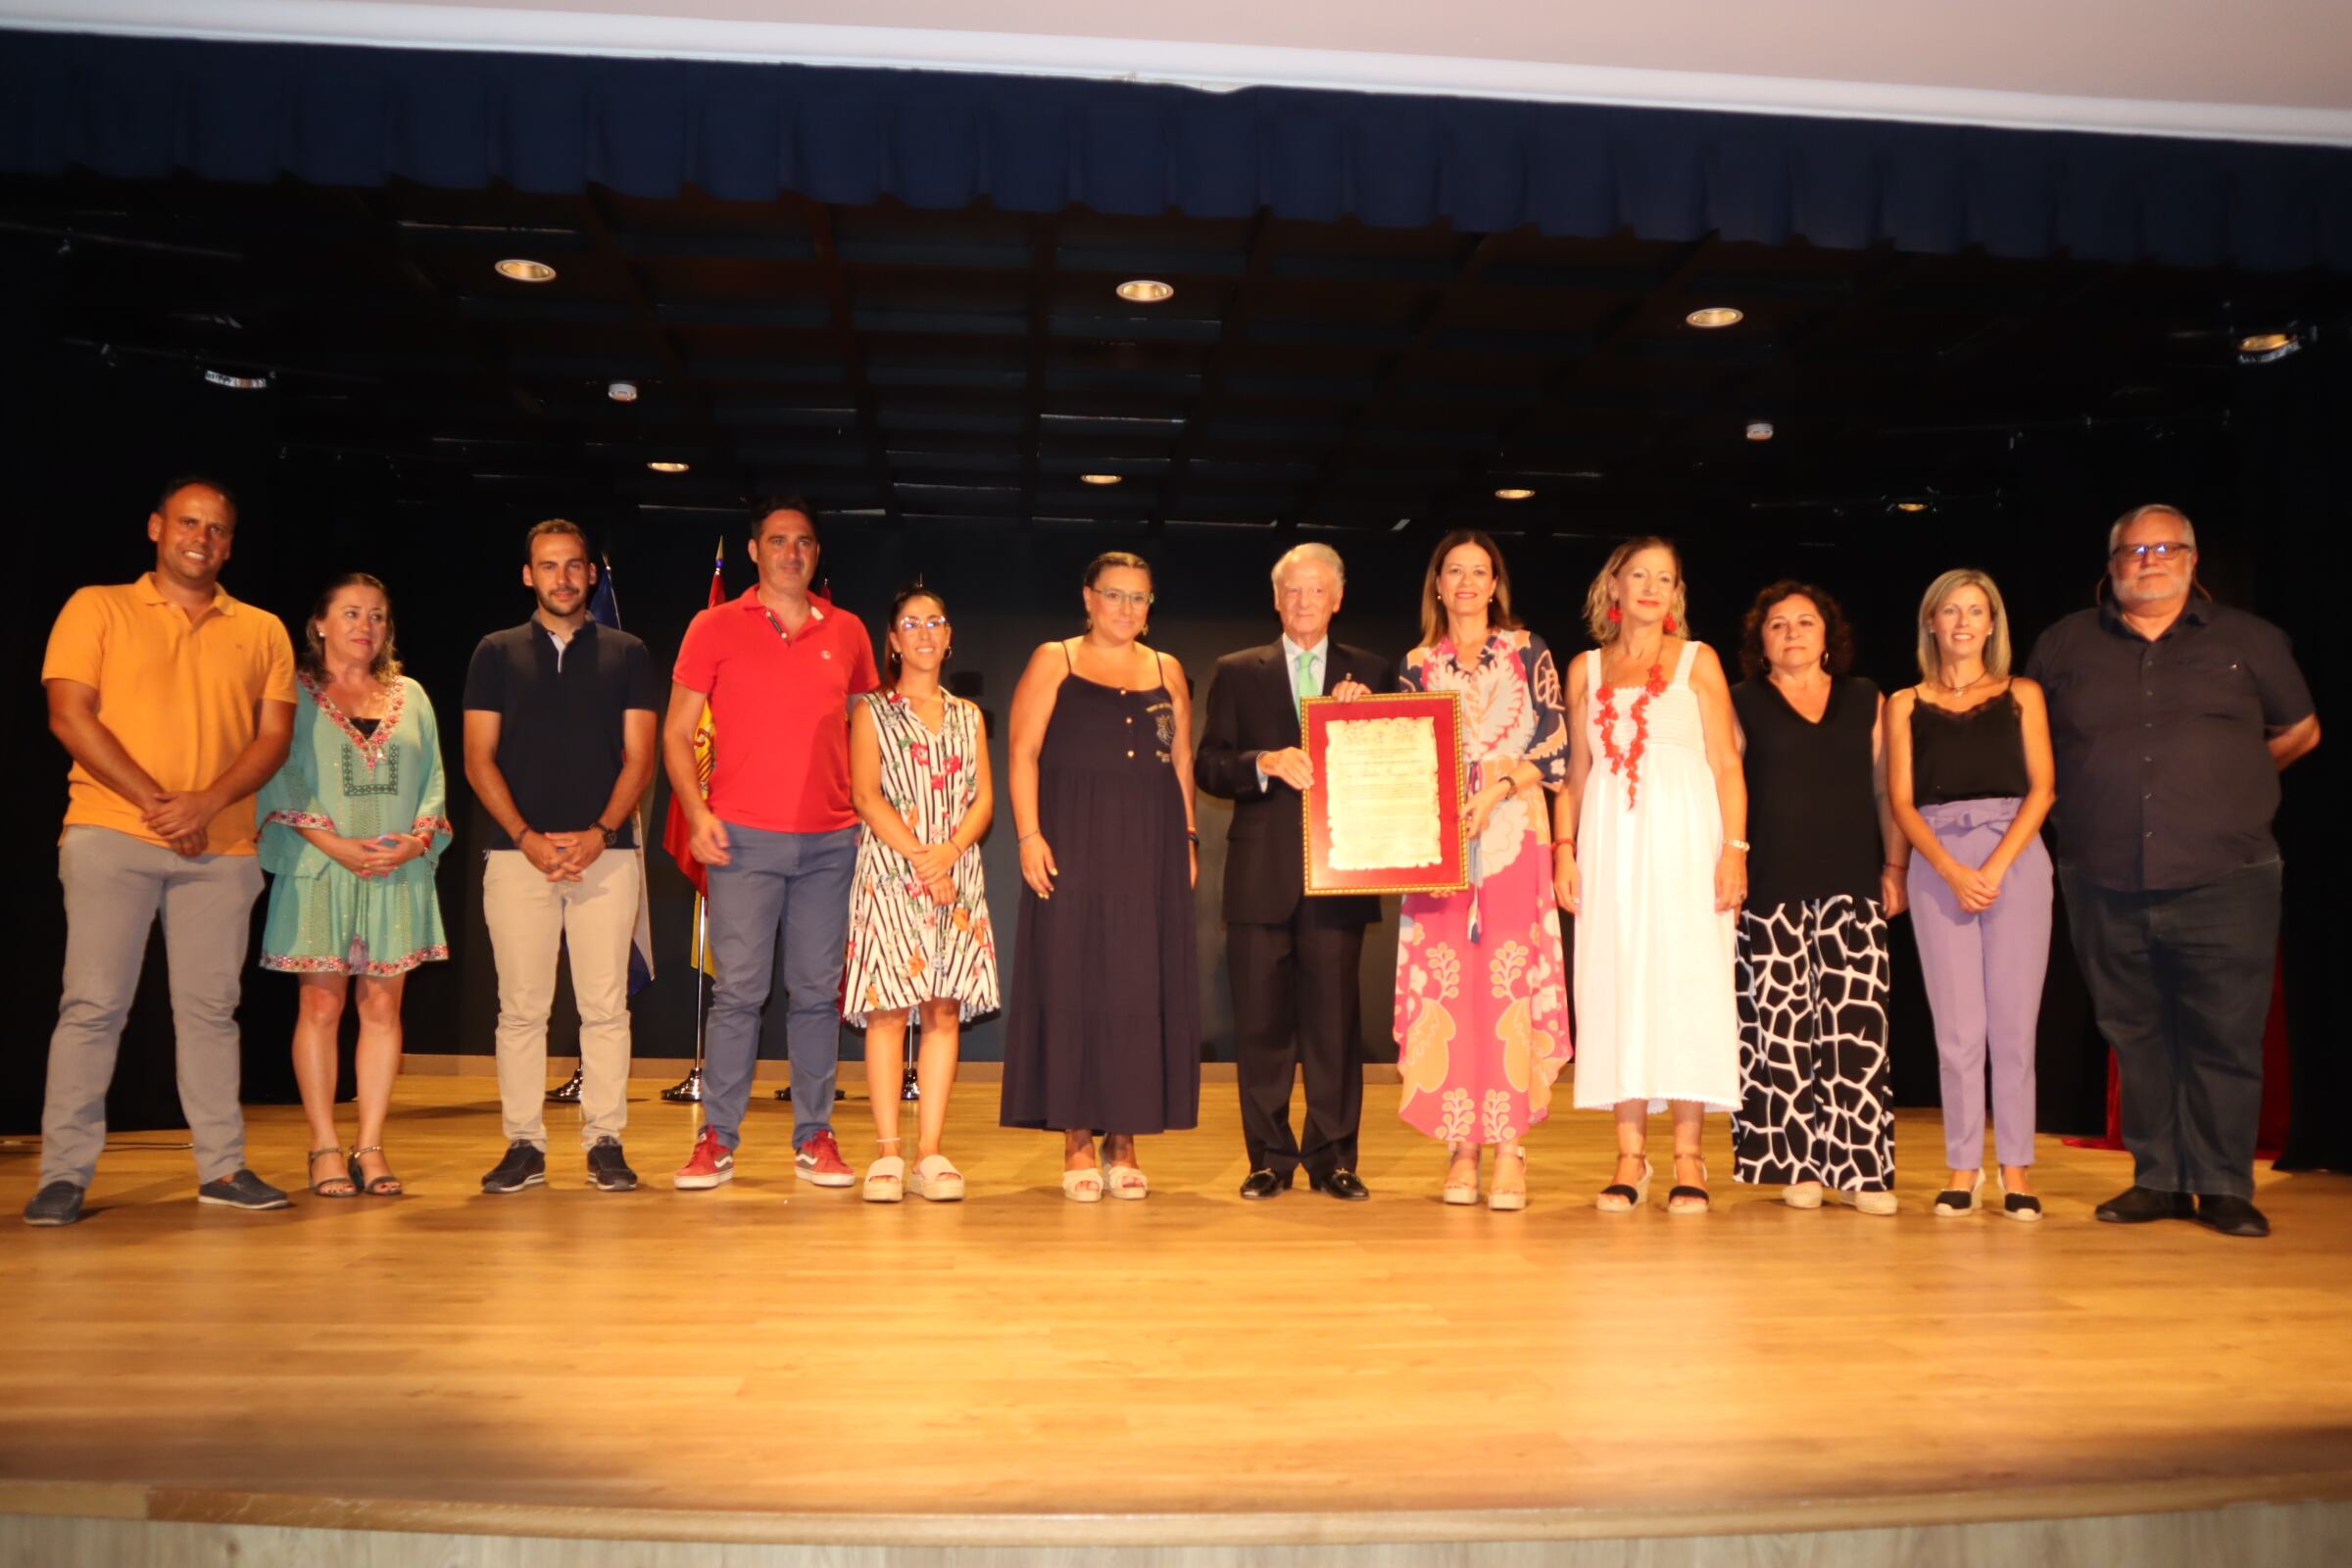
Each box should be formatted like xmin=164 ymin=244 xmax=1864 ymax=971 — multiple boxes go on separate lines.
xmin=1914 ymin=567 xmax=2012 ymax=682
xmin=1583 ymin=536 xmax=1689 ymax=645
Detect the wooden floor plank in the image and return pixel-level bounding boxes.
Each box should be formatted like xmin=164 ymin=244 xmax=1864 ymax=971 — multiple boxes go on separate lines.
xmin=4 ymin=1076 xmax=2350 ymax=1545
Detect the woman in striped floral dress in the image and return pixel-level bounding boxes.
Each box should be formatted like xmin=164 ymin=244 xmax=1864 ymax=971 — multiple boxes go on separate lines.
xmin=842 ymin=583 xmax=1000 ymax=1202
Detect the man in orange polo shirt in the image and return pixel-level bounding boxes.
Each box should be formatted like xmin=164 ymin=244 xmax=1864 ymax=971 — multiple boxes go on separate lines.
xmin=24 ymin=477 xmax=298 ymax=1227
xmin=664 ymin=496 xmax=879 ymax=1190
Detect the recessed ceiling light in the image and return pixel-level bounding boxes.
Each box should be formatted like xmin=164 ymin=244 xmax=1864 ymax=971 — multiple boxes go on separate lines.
xmin=201 ymin=368 xmax=270 ymax=390
xmin=1893 ymin=501 xmax=1929 ymax=513
xmin=494 ymin=258 xmax=558 ymax=283
xmin=1079 ymin=473 xmax=1123 ymax=485
xmin=2236 ymin=330 xmax=2302 ymax=364
xmin=646 ymin=460 xmax=690 ymax=473
xmin=607 ymin=380 xmax=639 ymax=403
xmin=1687 ymin=306 xmax=1744 ymax=328
xmin=1745 ymin=421 xmax=1774 ymax=441
xmin=1494 ymin=488 xmax=1536 ymax=501
xmin=1114 ymin=280 xmax=1174 ymax=304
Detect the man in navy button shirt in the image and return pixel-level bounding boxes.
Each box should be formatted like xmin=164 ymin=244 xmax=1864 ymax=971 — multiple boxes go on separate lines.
xmin=2026 ymin=504 xmax=2319 ymax=1238
xmin=464 ymin=519 xmax=662 ymax=1196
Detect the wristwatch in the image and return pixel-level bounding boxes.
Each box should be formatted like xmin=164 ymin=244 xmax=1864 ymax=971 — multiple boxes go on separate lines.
xmin=593 ymin=821 xmax=618 ymax=846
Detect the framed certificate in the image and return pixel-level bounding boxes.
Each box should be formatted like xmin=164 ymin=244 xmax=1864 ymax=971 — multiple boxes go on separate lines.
xmin=1300 ymin=691 xmax=1469 ymax=897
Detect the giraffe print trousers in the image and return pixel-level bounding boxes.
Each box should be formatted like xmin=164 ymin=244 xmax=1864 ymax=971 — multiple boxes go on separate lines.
xmin=1731 ymin=896 xmax=1894 ymax=1192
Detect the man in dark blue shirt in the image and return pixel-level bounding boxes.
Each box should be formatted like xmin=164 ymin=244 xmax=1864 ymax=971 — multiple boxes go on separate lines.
xmin=2027 ymin=503 xmax=2320 ymax=1238
xmin=463 ymin=519 xmax=662 ymax=1195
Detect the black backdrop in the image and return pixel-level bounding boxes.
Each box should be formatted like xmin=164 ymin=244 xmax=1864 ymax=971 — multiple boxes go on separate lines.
xmin=0 ymin=302 xmax=2335 ymax=1166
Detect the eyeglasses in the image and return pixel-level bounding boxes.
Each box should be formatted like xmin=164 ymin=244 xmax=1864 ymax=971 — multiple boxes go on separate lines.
xmin=894 ymin=614 xmax=950 ymax=633
xmin=2112 ymin=541 xmax=2191 ymax=564
xmin=1090 ymin=587 xmax=1154 ymax=610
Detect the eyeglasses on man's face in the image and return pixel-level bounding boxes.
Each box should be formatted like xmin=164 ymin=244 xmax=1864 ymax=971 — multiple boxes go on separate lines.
xmin=894 ymin=614 xmax=951 ymax=633
xmin=2112 ymin=540 xmax=2191 ymax=564
xmin=1090 ymin=587 xmax=1154 ymax=610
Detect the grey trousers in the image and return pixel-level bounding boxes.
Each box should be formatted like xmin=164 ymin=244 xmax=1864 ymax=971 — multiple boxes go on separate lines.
xmin=42 ymin=826 xmax=265 ymax=1187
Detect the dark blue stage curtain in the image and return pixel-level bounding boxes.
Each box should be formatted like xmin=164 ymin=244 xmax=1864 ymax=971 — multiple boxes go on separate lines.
xmin=3 ymin=30 xmax=2347 ymax=270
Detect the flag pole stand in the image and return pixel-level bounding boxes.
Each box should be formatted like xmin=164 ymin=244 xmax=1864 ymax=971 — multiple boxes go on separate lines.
xmin=662 ymin=897 xmax=709 ymax=1103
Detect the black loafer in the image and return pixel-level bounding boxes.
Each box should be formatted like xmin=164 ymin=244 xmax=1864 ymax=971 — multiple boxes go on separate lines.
xmin=196 ymin=1169 xmax=291 ymax=1210
xmin=481 ymin=1141 xmax=547 ymax=1195
xmin=587 ymin=1137 xmax=638 ymax=1193
xmin=2193 ymin=1193 xmax=2270 ymax=1238
xmin=1310 ymin=1168 xmax=1371 ymax=1201
xmin=1239 ymin=1168 xmax=1288 ymax=1200
xmin=2094 ymin=1185 xmax=2194 ymax=1224
xmin=22 ymin=1181 xmax=84 ymax=1227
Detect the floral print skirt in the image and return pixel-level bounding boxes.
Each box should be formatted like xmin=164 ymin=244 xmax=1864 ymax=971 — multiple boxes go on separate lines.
xmin=1393 ymin=824 xmax=1572 ymax=1145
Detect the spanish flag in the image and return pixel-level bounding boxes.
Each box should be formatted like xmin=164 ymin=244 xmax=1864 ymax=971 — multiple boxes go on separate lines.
xmin=662 ymin=538 xmax=727 ymax=974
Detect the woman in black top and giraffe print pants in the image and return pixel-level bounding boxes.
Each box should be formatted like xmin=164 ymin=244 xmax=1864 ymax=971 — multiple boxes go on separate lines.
xmin=1728 ymin=583 xmax=1909 ymax=1213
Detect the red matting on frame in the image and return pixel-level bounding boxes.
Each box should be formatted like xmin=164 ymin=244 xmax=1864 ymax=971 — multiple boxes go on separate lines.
xmin=1301 ymin=691 xmax=1468 ymax=898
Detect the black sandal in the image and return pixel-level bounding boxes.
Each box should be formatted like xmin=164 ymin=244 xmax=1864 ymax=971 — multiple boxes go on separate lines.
xmin=308 ymin=1147 xmax=357 ymax=1199
xmin=347 ymin=1144 xmax=404 ymax=1198
xmin=1666 ymin=1155 xmax=1711 ymax=1215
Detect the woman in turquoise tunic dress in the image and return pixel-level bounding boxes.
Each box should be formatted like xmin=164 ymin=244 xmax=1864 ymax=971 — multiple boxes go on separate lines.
xmin=258 ymin=573 xmax=451 ymax=1198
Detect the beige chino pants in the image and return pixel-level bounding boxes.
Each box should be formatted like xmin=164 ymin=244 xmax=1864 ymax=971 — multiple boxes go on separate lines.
xmin=482 ymin=849 xmax=640 ymax=1150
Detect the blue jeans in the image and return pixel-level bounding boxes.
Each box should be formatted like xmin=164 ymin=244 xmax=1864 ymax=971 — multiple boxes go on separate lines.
xmin=2059 ymin=859 xmax=2282 ymax=1199
xmin=702 ymin=822 xmax=858 ymax=1150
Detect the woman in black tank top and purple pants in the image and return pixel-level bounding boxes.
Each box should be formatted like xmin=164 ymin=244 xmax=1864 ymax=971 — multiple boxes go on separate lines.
xmin=1887 ymin=569 xmax=2058 ymax=1222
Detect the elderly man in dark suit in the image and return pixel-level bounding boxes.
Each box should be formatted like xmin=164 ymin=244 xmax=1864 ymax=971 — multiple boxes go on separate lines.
xmin=1197 ymin=544 xmax=1389 ymax=1200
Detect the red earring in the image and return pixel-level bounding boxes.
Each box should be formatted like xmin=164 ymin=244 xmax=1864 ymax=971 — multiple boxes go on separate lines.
xmin=1607 ymin=605 xmax=1623 ymax=623
xmin=1664 ymin=613 xmax=1678 ymax=634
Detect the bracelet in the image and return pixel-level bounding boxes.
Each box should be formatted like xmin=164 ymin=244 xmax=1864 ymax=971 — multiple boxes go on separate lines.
xmin=1886 ymin=860 xmax=1909 ymax=871
xmin=1725 ymin=837 xmax=1751 ymax=853
xmin=1553 ymin=841 xmax=1576 ymax=854
xmin=1185 ymin=830 xmax=1200 ymax=845
xmin=1017 ymin=829 xmax=1041 ymax=844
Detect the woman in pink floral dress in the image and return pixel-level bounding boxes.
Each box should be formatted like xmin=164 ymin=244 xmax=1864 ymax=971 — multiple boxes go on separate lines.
xmin=1393 ymin=530 xmax=1572 ymax=1211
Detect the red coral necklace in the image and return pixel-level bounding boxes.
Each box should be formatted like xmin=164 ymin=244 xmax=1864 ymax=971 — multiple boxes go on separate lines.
xmin=1592 ymin=657 xmax=1669 ymax=808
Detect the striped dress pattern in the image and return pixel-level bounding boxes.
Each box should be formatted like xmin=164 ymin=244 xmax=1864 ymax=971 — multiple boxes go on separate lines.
xmin=841 ymin=689 xmax=1002 ymax=1026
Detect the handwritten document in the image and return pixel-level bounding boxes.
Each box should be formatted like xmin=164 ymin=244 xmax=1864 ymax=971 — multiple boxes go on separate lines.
xmin=1323 ymin=716 xmax=1443 ymax=871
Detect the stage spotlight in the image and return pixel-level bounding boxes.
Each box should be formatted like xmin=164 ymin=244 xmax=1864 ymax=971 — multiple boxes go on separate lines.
xmin=1115 ymin=280 xmax=1174 ymax=303
xmin=1494 ymin=488 xmax=1535 ymax=501
xmin=1745 ymin=421 xmax=1774 ymax=441
xmin=1079 ymin=473 xmax=1124 ymax=485
xmin=1687 ymin=306 xmax=1744 ymax=328
xmin=646 ymin=460 xmax=690 ymax=473
xmin=1893 ymin=500 xmax=1930 ymax=513
xmin=607 ymin=380 xmax=639 ymax=402
xmin=494 ymin=258 xmax=558 ymax=283
xmin=2236 ymin=330 xmax=2302 ymax=364
xmin=201 ymin=368 xmax=270 ymax=390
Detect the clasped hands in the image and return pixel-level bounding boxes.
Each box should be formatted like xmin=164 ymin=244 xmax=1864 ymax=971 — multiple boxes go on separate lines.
xmin=520 ymin=827 xmax=606 ymax=883
xmin=142 ymin=786 xmax=224 ymax=858
xmin=329 ymin=830 xmax=432 ymax=879
xmin=906 ymin=840 xmax=959 ymax=907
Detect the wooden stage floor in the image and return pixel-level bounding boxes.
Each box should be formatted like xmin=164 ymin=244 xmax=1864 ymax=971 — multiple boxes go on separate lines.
xmin=3 ymin=1075 xmax=2350 ymax=1557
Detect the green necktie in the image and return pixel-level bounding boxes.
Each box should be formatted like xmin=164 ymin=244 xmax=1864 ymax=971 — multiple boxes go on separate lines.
xmin=1295 ymin=647 xmax=1315 ymax=726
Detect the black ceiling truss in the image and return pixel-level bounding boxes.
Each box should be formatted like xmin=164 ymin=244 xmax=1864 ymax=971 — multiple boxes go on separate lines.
xmin=5 ymin=169 xmax=2342 ymax=542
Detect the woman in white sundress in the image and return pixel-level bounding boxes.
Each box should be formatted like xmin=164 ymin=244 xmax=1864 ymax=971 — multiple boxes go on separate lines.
xmin=1555 ymin=537 xmax=1747 ymax=1216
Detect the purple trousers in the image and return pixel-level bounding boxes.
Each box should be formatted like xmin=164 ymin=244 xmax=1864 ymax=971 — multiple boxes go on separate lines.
xmin=1906 ymin=799 xmax=2053 ymax=1169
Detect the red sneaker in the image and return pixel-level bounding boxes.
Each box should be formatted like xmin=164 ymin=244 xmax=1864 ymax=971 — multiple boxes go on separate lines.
xmin=794 ymin=1129 xmax=856 ymax=1188
xmin=673 ymin=1126 xmax=735 ymax=1190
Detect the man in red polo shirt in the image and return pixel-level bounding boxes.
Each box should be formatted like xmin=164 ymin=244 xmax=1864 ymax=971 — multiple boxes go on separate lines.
xmin=665 ymin=497 xmax=879 ymax=1190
